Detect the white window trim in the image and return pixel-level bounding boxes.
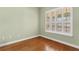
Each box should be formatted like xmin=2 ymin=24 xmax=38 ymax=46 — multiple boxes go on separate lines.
xmin=45 ymin=7 xmax=73 ymax=36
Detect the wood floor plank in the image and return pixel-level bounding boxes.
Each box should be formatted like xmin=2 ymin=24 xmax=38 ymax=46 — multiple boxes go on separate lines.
xmin=0 ymin=36 xmax=79 ymax=51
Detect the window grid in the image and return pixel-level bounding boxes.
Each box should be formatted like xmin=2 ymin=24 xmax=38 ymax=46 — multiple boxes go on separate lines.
xmin=45 ymin=7 xmax=73 ymax=36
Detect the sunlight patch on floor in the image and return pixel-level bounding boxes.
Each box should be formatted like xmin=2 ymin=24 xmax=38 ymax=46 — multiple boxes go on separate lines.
xmin=44 ymin=45 xmax=56 ymax=51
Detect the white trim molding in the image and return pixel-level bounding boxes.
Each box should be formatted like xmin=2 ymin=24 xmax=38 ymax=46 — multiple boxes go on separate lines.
xmin=39 ymin=35 xmax=79 ymax=49
xmin=0 ymin=34 xmax=79 ymax=49
xmin=0 ymin=35 xmax=39 ymax=47
xmin=45 ymin=7 xmax=73 ymax=36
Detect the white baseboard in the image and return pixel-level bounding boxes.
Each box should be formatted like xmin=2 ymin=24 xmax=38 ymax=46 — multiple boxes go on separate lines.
xmin=39 ymin=35 xmax=79 ymax=49
xmin=0 ymin=35 xmax=39 ymax=47
xmin=0 ymin=34 xmax=79 ymax=49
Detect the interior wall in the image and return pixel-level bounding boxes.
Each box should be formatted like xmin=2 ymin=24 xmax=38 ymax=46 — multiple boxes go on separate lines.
xmin=39 ymin=7 xmax=79 ymax=46
xmin=0 ymin=7 xmax=79 ymax=47
xmin=0 ymin=7 xmax=39 ymax=44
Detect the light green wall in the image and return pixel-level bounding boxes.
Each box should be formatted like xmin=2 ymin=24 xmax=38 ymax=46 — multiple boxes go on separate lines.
xmin=0 ymin=7 xmax=39 ymax=44
xmin=0 ymin=7 xmax=79 ymax=46
xmin=40 ymin=7 xmax=79 ymax=46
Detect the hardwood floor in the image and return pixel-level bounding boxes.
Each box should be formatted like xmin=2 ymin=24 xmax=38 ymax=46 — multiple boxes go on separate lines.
xmin=0 ymin=36 xmax=79 ymax=51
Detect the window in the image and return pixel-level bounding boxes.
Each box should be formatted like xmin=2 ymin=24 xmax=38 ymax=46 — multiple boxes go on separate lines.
xmin=45 ymin=7 xmax=73 ymax=36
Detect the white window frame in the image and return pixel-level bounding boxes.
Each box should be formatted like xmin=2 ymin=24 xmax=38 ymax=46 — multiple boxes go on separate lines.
xmin=45 ymin=7 xmax=73 ymax=36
